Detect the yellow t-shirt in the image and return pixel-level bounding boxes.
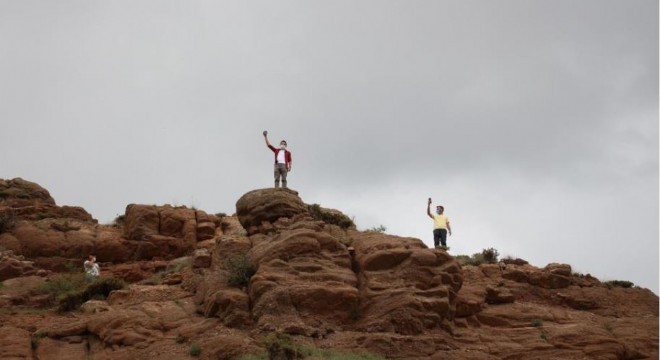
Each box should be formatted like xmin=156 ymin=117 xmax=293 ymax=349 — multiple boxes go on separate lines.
xmin=433 ymin=214 xmax=449 ymax=229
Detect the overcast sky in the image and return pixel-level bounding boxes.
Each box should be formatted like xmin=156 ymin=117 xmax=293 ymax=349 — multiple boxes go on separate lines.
xmin=1 ymin=1 xmax=657 ymax=293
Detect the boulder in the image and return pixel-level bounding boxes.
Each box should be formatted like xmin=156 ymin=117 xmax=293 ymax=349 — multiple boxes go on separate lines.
xmin=124 ymin=204 xmax=160 ymax=240
xmin=80 ymin=300 xmax=112 ymax=314
xmin=249 ymin=227 xmax=359 ymax=332
xmin=544 ymin=263 xmax=572 ymax=277
xmin=0 ymin=178 xmax=55 ymax=206
xmin=235 ymin=188 xmax=309 ymax=234
xmin=192 ymin=248 xmax=211 ymax=268
xmin=529 ymin=271 xmax=571 ymax=289
xmin=196 ymin=221 xmax=216 ymax=241
xmin=0 ymin=178 xmax=95 ymax=223
xmin=485 ymin=286 xmax=515 ymax=304
xmin=0 ymin=250 xmax=40 ymax=281
xmin=10 ymin=221 xmax=130 ymax=266
xmin=455 ymin=285 xmax=486 ymax=318
xmin=351 ymin=232 xmax=463 ymax=335
xmin=121 ymin=204 xmax=200 ymax=259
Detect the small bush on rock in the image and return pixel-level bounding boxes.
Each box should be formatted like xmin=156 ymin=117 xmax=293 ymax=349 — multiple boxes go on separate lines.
xmin=482 ymin=248 xmax=499 ymax=263
xmin=531 ymin=319 xmax=543 ymax=327
xmin=455 ymin=248 xmax=500 ymax=266
xmin=263 ymin=333 xmax=304 ymax=360
xmin=365 ymin=225 xmax=387 ymax=233
xmin=308 ymin=204 xmax=355 ymax=229
xmin=604 ymin=280 xmax=634 ymax=289
xmin=55 ymin=276 xmax=126 ymax=312
xmin=189 ymin=343 xmax=202 ymax=357
xmin=243 ymin=334 xmax=384 ymax=360
xmin=226 ymin=253 xmax=256 ymax=287
xmin=36 ymin=273 xmax=86 ymax=301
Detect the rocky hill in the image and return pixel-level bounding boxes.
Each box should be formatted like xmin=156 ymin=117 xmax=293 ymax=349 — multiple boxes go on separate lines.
xmin=0 ymin=178 xmax=657 ymax=360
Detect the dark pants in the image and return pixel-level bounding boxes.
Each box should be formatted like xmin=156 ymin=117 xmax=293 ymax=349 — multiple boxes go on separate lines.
xmin=274 ymin=163 xmax=288 ymax=188
xmin=433 ymin=229 xmax=447 ymax=247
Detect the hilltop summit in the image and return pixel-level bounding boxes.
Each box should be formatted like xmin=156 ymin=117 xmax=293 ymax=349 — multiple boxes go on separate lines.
xmin=0 ymin=180 xmax=657 ymax=359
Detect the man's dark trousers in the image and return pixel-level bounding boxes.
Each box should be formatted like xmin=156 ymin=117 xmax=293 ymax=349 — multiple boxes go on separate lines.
xmin=433 ymin=228 xmax=447 ymax=247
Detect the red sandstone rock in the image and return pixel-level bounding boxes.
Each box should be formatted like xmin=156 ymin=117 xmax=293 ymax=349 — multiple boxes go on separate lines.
xmin=192 ymin=248 xmax=211 ymax=268
xmin=0 ymin=326 xmax=31 ymax=359
xmin=0 ymin=250 xmax=40 ymax=281
xmin=0 ymin=182 xmax=656 ymax=360
xmin=351 ymin=232 xmax=463 ymax=335
xmin=248 ymin=226 xmax=359 ymax=334
xmin=195 ymin=235 xmax=253 ymax=328
xmin=235 ymin=188 xmax=309 ymax=235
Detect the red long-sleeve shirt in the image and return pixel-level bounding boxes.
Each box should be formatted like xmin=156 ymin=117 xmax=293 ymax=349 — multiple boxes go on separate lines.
xmin=268 ymin=145 xmax=292 ymax=167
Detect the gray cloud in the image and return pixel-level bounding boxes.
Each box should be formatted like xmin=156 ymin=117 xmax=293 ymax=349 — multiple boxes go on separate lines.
xmin=0 ymin=0 xmax=657 ymax=292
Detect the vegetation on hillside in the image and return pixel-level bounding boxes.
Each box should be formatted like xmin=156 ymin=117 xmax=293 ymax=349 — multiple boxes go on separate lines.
xmin=226 ymin=253 xmax=256 ymax=287
xmin=238 ymin=332 xmax=384 ymax=360
xmin=36 ymin=273 xmax=126 ymax=312
xmin=455 ymin=248 xmax=500 ymax=266
xmin=308 ymin=204 xmax=355 ymax=229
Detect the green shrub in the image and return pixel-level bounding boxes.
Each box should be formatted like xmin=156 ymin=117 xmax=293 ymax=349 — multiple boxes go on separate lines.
xmin=57 ymin=289 xmax=87 ymax=312
xmin=242 ymin=334 xmax=385 ymax=360
xmin=308 ymin=204 xmax=355 ymax=229
xmin=189 ymin=343 xmax=202 ymax=357
xmin=482 ymin=248 xmax=499 ymax=263
xmin=0 ymin=189 xmax=30 ymax=199
xmin=365 ymin=225 xmax=387 ymax=233
xmin=226 ymin=253 xmax=255 ymax=287
xmin=214 ymin=212 xmax=227 ymax=218
xmin=531 ymin=319 xmax=543 ymax=327
xmin=36 ymin=273 xmax=87 ymax=300
xmin=113 ymin=214 xmax=125 ymax=226
xmin=455 ymin=248 xmax=500 ymax=266
xmin=604 ymin=323 xmax=613 ymax=333
xmin=85 ymin=277 xmax=126 ymax=298
xmin=263 ymin=333 xmax=304 ymax=360
xmin=604 ymin=280 xmax=634 ymax=289
xmin=141 ymin=258 xmax=191 ymax=285
xmin=540 ymin=332 xmax=549 ymax=341
xmin=57 ymin=276 xmax=126 ymax=312
xmin=309 ymin=349 xmax=385 ymax=360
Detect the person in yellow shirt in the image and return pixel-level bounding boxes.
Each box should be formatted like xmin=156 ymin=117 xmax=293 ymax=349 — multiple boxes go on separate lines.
xmin=427 ymin=198 xmax=452 ymax=248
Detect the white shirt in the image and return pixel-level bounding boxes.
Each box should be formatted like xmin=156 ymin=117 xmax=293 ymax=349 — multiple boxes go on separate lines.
xmin=276 ymin=149 xmax=286 ymax=164
xmin=84 ymin=261 xmax=100 ymax=276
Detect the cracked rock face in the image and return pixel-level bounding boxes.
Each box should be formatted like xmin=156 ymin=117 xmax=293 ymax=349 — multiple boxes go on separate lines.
xmin=351 ymin=233 xmax=463 ymax=335
xmin=207 ymin=188 xmax=463 ymax=337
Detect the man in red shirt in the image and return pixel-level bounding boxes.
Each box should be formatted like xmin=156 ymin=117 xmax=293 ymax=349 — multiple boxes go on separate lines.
xmin=263 ymin=131 xmax=292 ymax=188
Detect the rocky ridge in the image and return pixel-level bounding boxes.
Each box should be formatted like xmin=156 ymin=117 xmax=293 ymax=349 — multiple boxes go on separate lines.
xmin=0 ymin=178 xmax=657 ymax=360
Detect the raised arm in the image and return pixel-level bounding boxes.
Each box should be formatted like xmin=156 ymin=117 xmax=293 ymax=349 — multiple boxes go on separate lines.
xmin=263 ymin=131 xmax=272 ymax=147
xmin=426 ymin=198 xmax=434 ymax=219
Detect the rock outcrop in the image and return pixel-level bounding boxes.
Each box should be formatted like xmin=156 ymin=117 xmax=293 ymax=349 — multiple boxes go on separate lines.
xmin=352 ymin=232 xmax=462 ymax=335
xmin=0 ymin=180 xmax=656 ymax=360
xmin=0 ymin=180 xmax=224 ymax=271
xmin=235 ymin=188 xmax=309 ymax=235
xmin=0 ymin=178 xmax=93 ymax=223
